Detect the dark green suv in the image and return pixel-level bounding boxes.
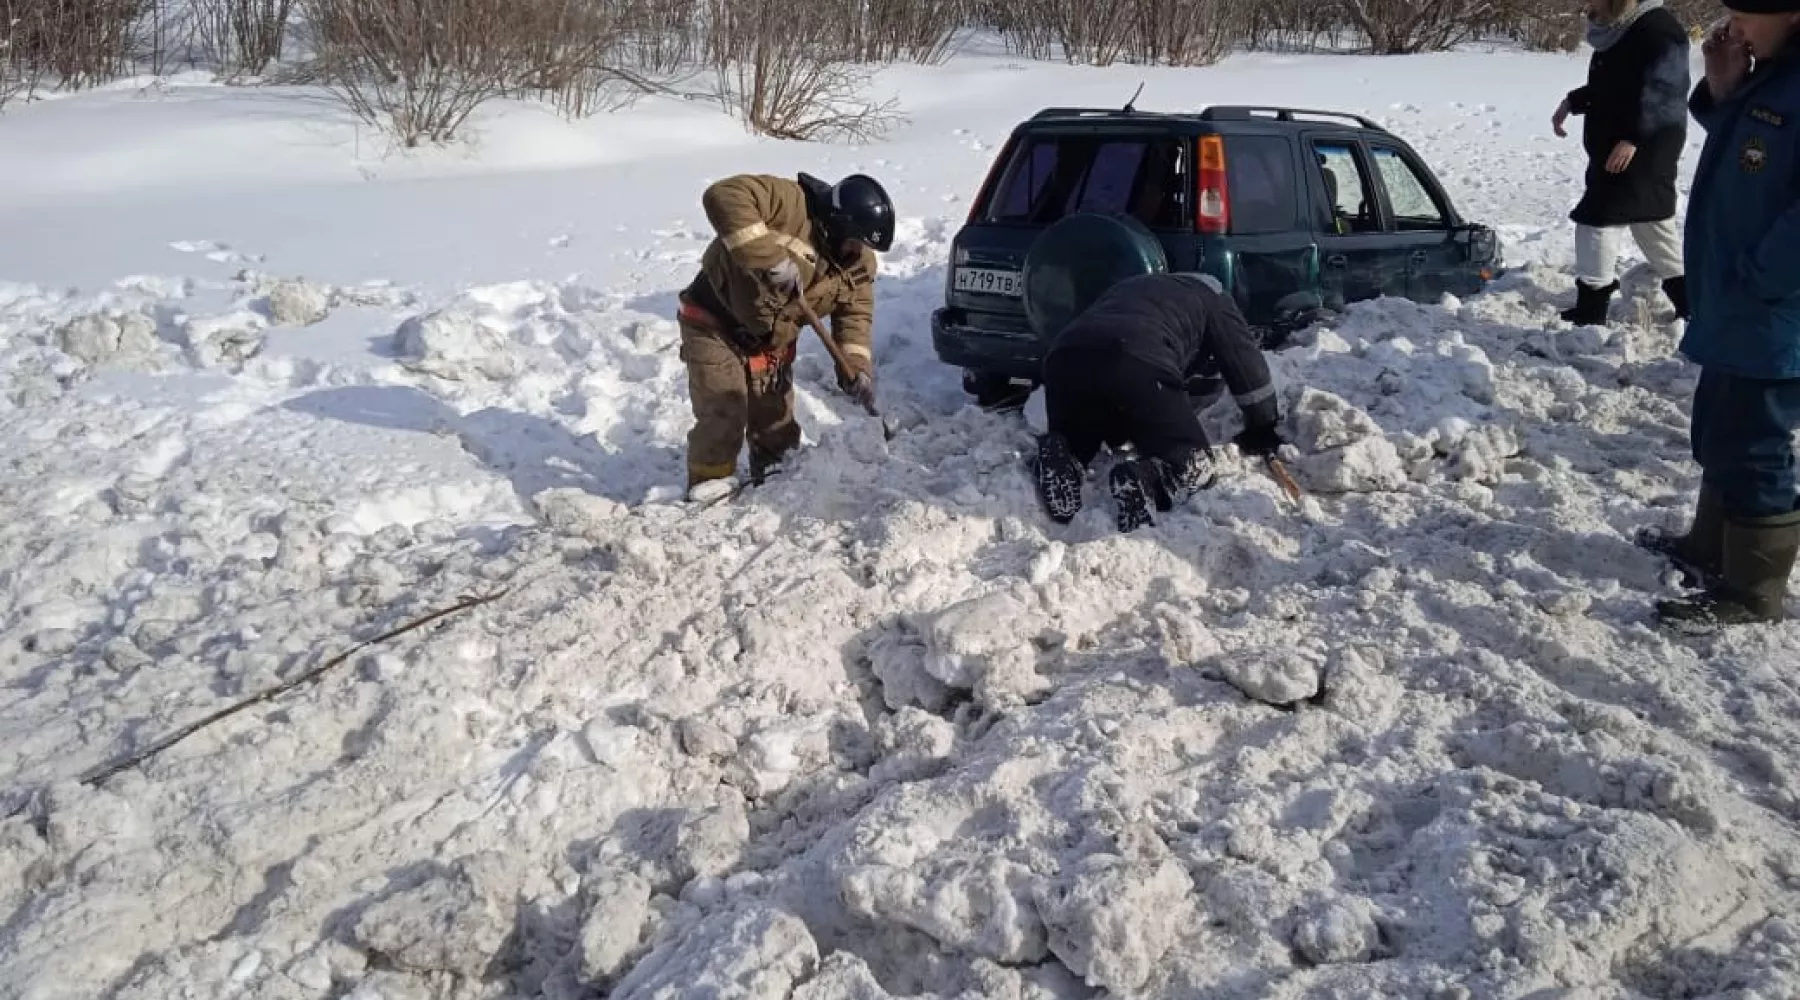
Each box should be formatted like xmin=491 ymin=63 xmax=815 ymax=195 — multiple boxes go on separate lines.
xmin=930 ymin=104 xmax=1504 ymax=407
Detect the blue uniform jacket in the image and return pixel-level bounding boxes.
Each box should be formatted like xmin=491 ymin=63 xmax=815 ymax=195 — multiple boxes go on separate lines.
xmin=1680 ymin=56 xmax=1800 ymax=378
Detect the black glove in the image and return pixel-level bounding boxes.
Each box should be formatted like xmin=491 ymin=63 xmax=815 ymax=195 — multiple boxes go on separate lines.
xmin=1234 ymin=422 xmax=1286 ymax=458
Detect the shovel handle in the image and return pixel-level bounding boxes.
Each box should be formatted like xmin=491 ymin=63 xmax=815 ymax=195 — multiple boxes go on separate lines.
xmin=1265 ymin=456 xmax=1303 ymax=504
xmin=792 ymin=291 xmax=881 ymax=419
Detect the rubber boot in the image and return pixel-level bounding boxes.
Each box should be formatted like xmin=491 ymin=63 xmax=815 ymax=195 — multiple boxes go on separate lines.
xmin=1661 ymin=275 xmax=1689 ymax=322
xmin=1560 ymin=279 xmax=1618 ymax=326
xmin=1635 ymin=484 xmax=1725 ymax=589
xmin=1033 ymin=432 xmax=1085 ymax=524
xmin=1656 ymin=508 xmax=1800 ymax=633
xmin=1109 ymin=459 xmax=1156 ymax=533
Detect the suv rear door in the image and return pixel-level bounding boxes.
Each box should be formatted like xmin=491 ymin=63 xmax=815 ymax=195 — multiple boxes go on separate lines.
xmin=1362 ymin=140 xmax=1467 ymax=303
xmin=948 ymin=127 xmax=1193 ymax=337
xmin=1304 ymin=133 xmax=1412 ymax=310
xmin=1218 ymin=130 xmax=1315 ymax=332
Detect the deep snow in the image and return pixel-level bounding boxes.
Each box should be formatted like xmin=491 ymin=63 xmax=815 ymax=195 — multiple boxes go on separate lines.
xmin=2 ymin=41 xmax=1799 ymax=1000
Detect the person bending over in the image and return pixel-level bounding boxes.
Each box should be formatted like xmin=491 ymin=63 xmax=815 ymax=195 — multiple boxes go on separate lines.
xmin=1032 ymin=273 xmax=1285 ymax=532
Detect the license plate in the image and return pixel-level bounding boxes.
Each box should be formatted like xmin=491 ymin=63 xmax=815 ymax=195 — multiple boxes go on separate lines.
xmin=953 ymin=267 xmax=1022 ymax=297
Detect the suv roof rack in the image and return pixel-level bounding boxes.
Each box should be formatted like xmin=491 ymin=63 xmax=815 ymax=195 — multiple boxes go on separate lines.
xmin=1198 ymin=106 xmax=1386 ymax=131
xmin=1028 ymin=107 xmax=1157 ymax=120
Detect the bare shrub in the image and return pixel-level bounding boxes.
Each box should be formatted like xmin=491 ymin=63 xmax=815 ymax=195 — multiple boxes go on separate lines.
xmin=3 ymin=0 xmax=147 ymax=88
xmin=194 ymin=0 xmax=294 ymax=78
xmin=1129 ymin=0 xmax=1247 ymax=65
xmin=302 ymin=0 xmax=643 ymax=145
xmin=837 ymin=0 xmax=966 ymax=64
xmin=1337 ymin=0 xmax=1502 ymax=54
xmin=710 ymin=0 xmax=902 ymax=141
xmin=1243 ymin=0 xmax=1358 ymax=51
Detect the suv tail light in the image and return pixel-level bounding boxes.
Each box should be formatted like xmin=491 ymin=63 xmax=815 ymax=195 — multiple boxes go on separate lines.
xmin=1196 ymin=134 xmax=1228 ymax=234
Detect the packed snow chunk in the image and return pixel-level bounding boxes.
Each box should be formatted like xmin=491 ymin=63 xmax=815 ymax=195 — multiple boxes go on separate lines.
xmin=1448 ymin=424 xmax=1521 ymax=484
xmin=183 ymin=309 xmax=268 ymax=368
xmin=534 ymin=487 xmax=628 ymax=540
xmin=577 ymin=870 xmax=653 ymax=982
xmin=1033 ymin=854 xmax=1193 ymax=992
xmin=349 ymin=854 xmax=514 ymax=977
xmin=791 ymin=951 xmax=894 ymax=1000
xmin=392 ymin=305 xmax=519 ymax=381
xmin=1294 ymin=436 xmax=1408 ymax=494
xmin=55 ymin=310 xmax=161 ymax=366
xmin=866 ymin=620 xmax=957 ymax=713
xmin=262 ymin=279 xmax=334 ymax=327
xmin=1290 ymin=895 xmax=1384 ymax=965
xmin=870 ymin=706 xmax=958 ymax=784
xmin=610 ymin=903 xmax=819 ymax=1000
xmin=1286 ymin=388 xmax=1408 ymax=493
xmin=674 ymin=790 xmax=751 ymax=882
xmin=1214 ymin=646 xmax=1324 ymax=706
xmin=920 ymin=588 xmax=1053 ymax=709
xmin=838 ymin=856 xmax=1049 ymax=964
xmin=1290 ymin=387 xmax=1384 ymax=452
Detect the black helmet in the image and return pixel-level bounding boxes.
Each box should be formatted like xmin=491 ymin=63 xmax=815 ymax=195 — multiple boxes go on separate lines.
xmin=808 ymin=173 xmax=895 ymax=253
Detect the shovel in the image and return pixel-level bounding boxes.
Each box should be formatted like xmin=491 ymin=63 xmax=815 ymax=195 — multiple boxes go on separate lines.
xmin=792 ymin=292 xmax=896 ymax=441
xmin=1264 ymin=456 xmax=1303 ymax=505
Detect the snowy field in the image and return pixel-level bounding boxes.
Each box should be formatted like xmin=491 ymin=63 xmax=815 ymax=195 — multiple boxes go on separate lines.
xmin=3 ymin=39 xmax=1800 ymax=1000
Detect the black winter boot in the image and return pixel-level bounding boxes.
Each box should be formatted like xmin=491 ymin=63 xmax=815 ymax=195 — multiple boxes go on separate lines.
xmin=1560 ymin=279 xmax=1618 ymax=326
xmin=1033 ymin=432 xmax=1085 ymax=524
xmin=1146 ymin=450 xmax=1218 ymax=510
xmin=1635 ymin=484 xmax=1725 ymax=589
xmin=1656 ymin=508 xmax=1800 ymax=633
xmin=1661 ymin=276 xmax=1689 ymax=321
xmin=1109 ymin=459 xmax=1156 ymax=533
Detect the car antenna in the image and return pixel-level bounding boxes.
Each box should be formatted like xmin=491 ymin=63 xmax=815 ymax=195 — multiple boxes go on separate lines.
xmin=1123 ymin=81 xmax=1145 ymax=112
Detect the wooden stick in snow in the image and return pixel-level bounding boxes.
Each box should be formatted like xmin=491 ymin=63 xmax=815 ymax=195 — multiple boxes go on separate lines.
xmin=79 ymin=589 xmax=507 ymax=788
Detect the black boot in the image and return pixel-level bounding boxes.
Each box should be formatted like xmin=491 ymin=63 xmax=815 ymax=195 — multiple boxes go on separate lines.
xmin=1108 ymin=459 xmax=1156 ymax=533
xmin=1560 ymin=279 xmax=1618 ymax=326
xmin=1661 ymin=275 xmax=1689 ymax=321
xmin=1635 ymin=484 xmax=1725 ymax=589
xmin=1146 ymin=450 xmax=1218 ymax=510
xmin=1656 ymin=508 xmax=1800 ymax=633
xmin=1033 ymin=432 xmax=1085 ymax=524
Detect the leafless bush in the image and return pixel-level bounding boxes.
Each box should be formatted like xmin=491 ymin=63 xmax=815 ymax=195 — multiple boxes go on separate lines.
xmin=710 ymin=0 xmax=902 ymax=141
xmin=835 ymin=0 xmax=966 ymax=64
xmin=1337 ymin=0 xmax=1505 ymax=54
xmin=1242 ymin=0 xmax=1358 ymax=51
xmin=1131 ymin=0 xmax=1248 ymax=65
xmin=301 ymin=0 xmax=649 ymax=144
xmin=193 ymin=0 xmax=294 ymax=78
xmin=2 ymin=0 xmax=147 ymax=88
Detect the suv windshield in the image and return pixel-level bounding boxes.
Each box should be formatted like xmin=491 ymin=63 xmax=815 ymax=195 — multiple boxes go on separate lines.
xmin=979 ymin=133 xmax=1188 ymax=229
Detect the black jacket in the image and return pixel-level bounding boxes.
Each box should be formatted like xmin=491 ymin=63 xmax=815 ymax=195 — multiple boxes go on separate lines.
xmin=1046 ymin=273 xmax=1280 ymax=429
xmin=1566 ymin=4 xmax=1691 ymax=226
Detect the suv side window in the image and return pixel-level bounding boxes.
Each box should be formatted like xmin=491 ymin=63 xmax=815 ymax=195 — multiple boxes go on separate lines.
xmin=1311 ymin=141 xmax=1379 ymax=235
xmin=1368 ymin=145 xmax=1450 ymax=231
xmin=1223 ymin=135 xmax=1297 ymax=234
xmin=981 ymin=135 xmax=1187 ymax=229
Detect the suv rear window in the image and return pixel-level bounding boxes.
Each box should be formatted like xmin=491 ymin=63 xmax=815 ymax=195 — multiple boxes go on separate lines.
xmin=980 ymin=134 xmax=1187 ymax=229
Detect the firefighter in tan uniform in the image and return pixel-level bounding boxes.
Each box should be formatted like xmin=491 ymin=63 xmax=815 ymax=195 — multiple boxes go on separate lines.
xmin=676 ymin=171 xmax=895 ymax=496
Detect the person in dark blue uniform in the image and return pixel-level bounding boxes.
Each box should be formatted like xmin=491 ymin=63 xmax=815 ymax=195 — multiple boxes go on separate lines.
xmin=1032 ymin=272 xmax=1285 ymax=532
xmin=1645 ymin=0 xmax=1800 ymax=630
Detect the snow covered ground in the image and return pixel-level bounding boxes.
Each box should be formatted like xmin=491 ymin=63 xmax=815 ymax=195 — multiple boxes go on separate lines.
xmin=3 ymin=40 xmax=1799 ymax=1000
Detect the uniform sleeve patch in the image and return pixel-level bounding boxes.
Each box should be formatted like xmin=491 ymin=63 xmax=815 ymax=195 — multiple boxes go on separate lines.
xmin=1749 ymin=106 xmax=1786 ymax=127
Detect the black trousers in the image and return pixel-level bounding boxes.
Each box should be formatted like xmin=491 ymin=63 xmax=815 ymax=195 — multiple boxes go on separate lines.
xmin=1043 ymin=342 xmax=1208 ymax=466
